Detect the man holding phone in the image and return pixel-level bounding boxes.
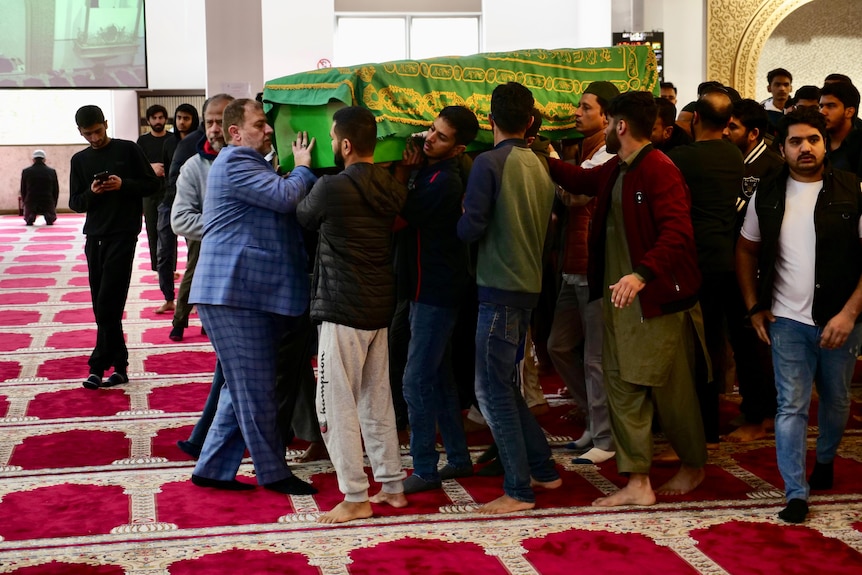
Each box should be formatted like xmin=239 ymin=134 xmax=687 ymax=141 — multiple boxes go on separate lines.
xmin=69 ymin=105 xmax=160 ymax=389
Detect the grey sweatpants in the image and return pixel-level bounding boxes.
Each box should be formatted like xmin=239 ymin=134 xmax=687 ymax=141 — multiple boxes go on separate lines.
xmin=316 ymin=322 xmax=405 ymax=502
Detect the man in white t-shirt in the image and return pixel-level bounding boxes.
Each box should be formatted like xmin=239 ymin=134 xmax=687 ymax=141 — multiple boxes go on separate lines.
xmin=737 ymin=107 xmax=862 ymax=524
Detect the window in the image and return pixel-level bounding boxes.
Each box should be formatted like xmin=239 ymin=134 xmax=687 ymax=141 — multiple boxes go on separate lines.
xmin=409 ymin=17 xmax=480 ymax=61
xmin=334 ymin=14 xmax=481 ymax=66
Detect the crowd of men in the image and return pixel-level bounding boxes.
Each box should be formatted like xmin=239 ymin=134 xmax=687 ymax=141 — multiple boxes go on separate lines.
xmin=63 ymin=66 xmax=862 ymax=526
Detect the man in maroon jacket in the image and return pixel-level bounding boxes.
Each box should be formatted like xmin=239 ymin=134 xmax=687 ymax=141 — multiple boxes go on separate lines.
xmin=548 ymin=91 xmax=708 ymax=507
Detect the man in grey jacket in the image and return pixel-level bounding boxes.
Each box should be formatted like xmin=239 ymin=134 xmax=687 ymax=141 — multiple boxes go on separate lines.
xmin=170 ymin=94 xmax=233 ymax=341
xmin=171 ymin=93 xmax=233 ymax=459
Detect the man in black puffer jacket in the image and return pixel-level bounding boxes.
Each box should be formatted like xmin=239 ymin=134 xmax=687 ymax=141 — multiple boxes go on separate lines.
xmin=297 ymin=106 xmax=408 ymax=524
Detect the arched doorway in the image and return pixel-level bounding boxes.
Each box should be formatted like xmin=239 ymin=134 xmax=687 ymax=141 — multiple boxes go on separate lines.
xmin=706 ymin=0 xmax=812 ymax=97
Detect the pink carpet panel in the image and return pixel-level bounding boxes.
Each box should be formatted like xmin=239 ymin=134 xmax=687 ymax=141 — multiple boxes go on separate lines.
xmin=1 ymin=214 xmax=862 ymax=575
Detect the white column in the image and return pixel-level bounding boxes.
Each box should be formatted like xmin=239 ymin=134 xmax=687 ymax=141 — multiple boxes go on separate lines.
xmin=204 ymin=0 xmax=265 ymax=98
xmin=643 ymin=0 xmax=706 ymax=107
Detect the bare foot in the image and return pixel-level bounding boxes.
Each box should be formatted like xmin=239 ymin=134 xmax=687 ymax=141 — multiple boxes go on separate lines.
xmin=592 ymin=474 xmax=656 ymax=507
xmin=656 ymin=465 xmax=705 ymax=495
xmin=477 ymin=494 xmax=535 ymax=514
xmin=317 ymin=500 xmax=373 ymax=524
xmin=653 ymin=446 xmax=680 ymax=464
xmin=531 ymin=477 xmax=562 ymax=490
xmin=369 ymin=490 xmax=408 ymax=508
xmin=462 ymin=416 xmax=488 ymax=433
xmin=397 ymin=428 xmax=410 ymax=446
xmin=724 ymin=422 xmax=768 ymax=443
xmin=294 ymin=441 xmax=328 ymax=462
xmin=529 ymin=403 xmax=550 ymax=417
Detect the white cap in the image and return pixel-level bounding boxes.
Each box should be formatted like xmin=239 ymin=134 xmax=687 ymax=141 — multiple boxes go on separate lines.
xmin=32 ymin=149 xmax=46 ymax=159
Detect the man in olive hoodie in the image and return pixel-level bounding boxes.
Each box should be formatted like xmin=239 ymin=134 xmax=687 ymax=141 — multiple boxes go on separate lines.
xmin=297 ymin=106 xmax=408 ymax=524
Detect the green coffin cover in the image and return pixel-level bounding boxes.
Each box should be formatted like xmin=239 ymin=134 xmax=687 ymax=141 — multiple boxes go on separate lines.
xmin=263 ymin=46 xmax=658 ymax=170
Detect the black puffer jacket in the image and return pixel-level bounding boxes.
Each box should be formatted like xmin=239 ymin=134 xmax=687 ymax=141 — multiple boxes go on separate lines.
xmin=297 ymin=162 xmax=407 ymax=330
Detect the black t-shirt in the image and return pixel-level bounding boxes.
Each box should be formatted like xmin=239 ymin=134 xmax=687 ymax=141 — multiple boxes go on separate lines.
xmin=136 ymin=132 xmax=170 ymax=163
xmin=668 ymin=139 xmax=744 ymax=273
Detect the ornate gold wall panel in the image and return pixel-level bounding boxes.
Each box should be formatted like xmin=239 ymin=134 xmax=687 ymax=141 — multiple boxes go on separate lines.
xmin=706 ymin=0 xmax=811 ymax=98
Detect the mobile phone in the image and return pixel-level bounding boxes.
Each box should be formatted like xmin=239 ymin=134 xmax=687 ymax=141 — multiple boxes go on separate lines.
xmin=94 ymin=171 xmax=110 ymax=182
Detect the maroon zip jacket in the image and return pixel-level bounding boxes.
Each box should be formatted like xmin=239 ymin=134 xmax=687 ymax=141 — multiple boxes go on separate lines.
xmin=548 ymin=145 xmax=700 ymax=319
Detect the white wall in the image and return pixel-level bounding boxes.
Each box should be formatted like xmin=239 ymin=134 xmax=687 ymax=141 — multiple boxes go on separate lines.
xmin=757 ymin=0 xmax=861 ymax=101
xmin=643 ymin=0 xmax=705 ymax=107
xmin=482 ymin=0 xmax=611 ymax=52
xmin=261 ymin=0 xmax=335 ymax=82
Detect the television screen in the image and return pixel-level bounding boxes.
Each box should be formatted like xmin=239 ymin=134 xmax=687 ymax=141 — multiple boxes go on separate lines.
xmin=0 ymin=0 xmax=147 ymax=89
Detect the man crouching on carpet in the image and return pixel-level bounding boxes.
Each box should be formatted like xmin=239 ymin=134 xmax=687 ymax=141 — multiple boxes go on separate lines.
xmin=297 ymin=106 xmax=408 ymax=523
xmin=547 ymin=91 xmax=708 ymax=507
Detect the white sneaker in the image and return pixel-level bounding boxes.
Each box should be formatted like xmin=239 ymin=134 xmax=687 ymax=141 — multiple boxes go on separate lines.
xmin=571 ymin=447 xmax=615 ymax=464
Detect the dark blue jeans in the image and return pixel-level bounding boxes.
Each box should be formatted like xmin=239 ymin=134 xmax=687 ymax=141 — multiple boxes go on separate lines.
xmin=187 ymin=360 xmax=226 ymax=447
xmin=474 ymin=302 xmax=559 ymax=502
xmin=156 ymin=201 xmax=176 ymax=301
xmin=402 ymin=302 xmax=471 ymax=481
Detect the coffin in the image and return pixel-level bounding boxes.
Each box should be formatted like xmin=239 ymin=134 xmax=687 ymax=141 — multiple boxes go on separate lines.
xmin=263 ymin=46 xmax=658 ymax=171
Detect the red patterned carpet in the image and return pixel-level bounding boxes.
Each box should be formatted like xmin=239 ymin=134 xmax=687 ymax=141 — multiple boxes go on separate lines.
xmin=1 ymin=214 xmax=862 ymax=574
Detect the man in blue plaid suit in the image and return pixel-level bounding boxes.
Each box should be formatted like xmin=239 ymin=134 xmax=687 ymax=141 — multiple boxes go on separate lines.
xmin=188 ymin=98 xmax=318 ymax=494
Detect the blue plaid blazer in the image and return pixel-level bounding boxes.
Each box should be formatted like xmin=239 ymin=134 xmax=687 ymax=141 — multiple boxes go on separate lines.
xmin=189 ymin=145 xmax=317 ymax=316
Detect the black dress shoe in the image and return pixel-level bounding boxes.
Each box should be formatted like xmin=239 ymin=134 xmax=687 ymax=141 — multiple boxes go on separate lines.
xmin=191 ymin=474 xmax=255 ymax=491
xmin=264 ymin=476 xmax=318 ymax=495
xmin=169 ymin=326 xmax=184 ymax=341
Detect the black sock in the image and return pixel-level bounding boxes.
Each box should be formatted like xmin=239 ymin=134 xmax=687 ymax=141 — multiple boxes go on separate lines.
xmin=264 ymin=476 xmax=318 ymax=495
xmin=809 ymin=461 xmax=834 ymax=490
xmin=477 ymin=458 xmax=504 ymax=477
xmin=191 ymin=474 xmax=255 ymax=491
xmin=778 ymin=498 xmax=808 ymax=523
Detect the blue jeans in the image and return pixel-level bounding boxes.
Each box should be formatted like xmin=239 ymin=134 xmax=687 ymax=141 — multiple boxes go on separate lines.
xmin=474 ymin=302 xmax=559 ymax=503
xmin=402 ymin=302 xmax=471 ymax=481
xmin=156 ymin=201 xmax=177 ymax=301
xmin=187 ymin=360 xmax=226 ymax=447
xmin=771 ymin=317 xmax=862 ymax=502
